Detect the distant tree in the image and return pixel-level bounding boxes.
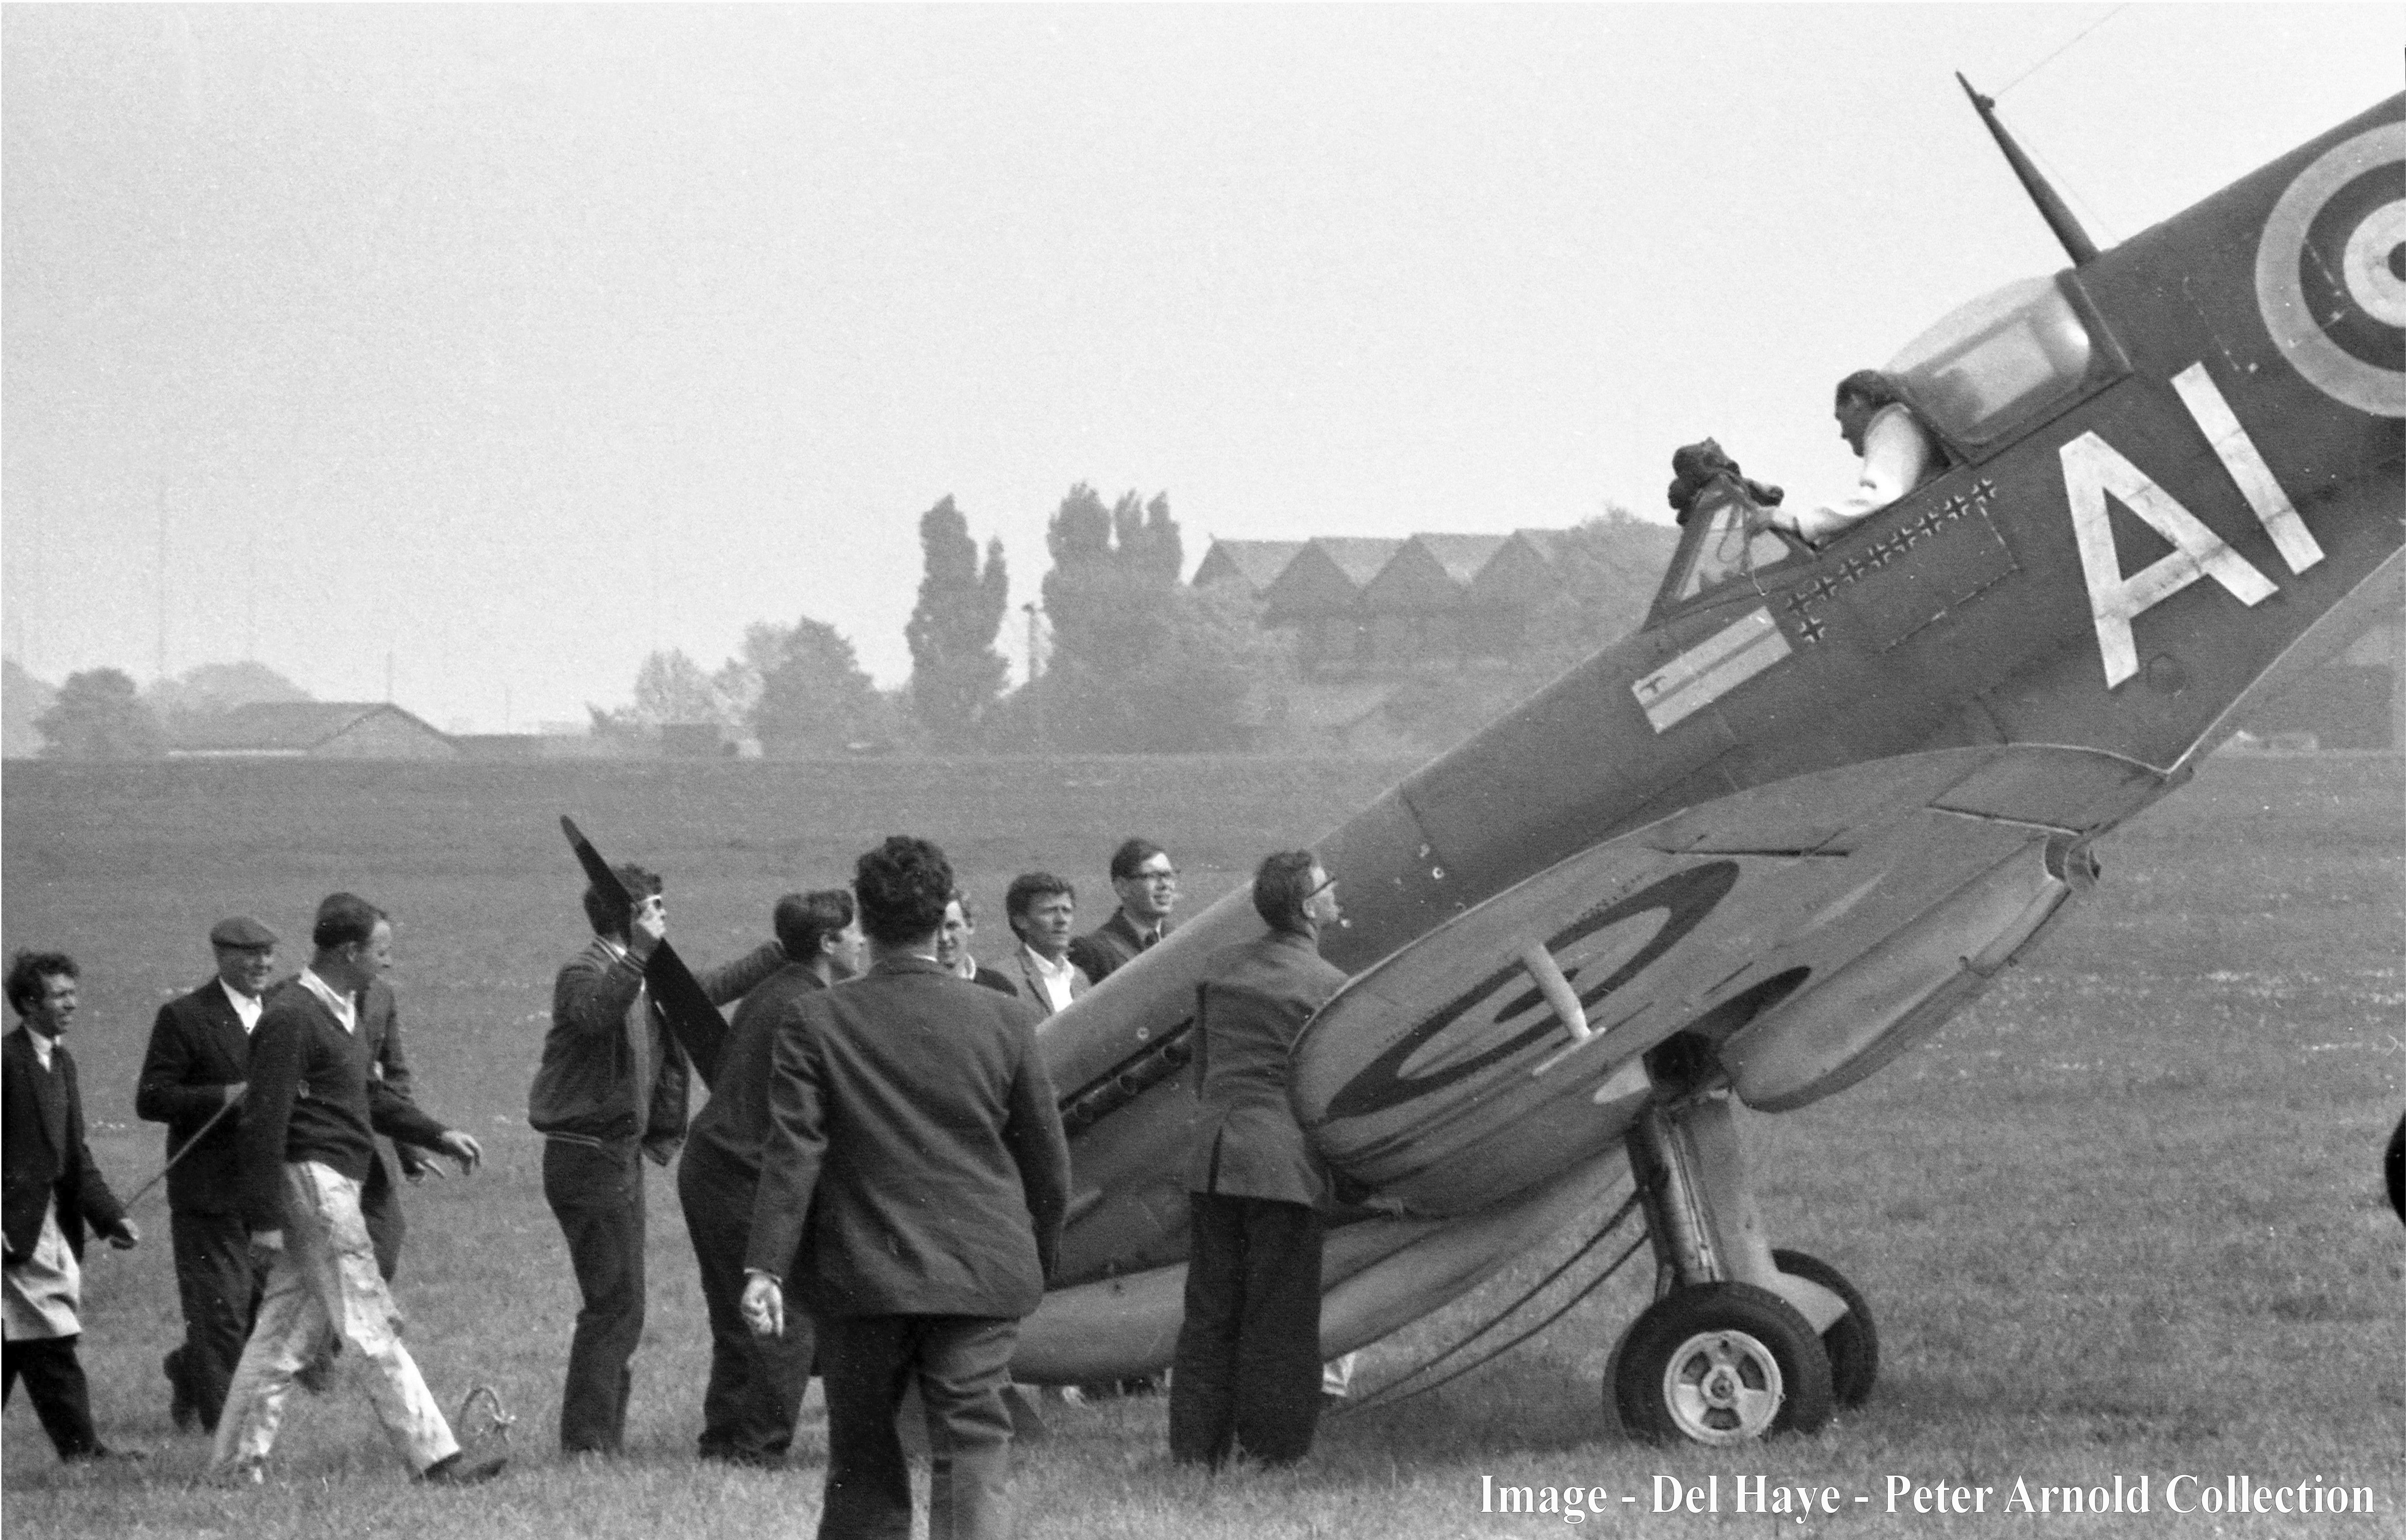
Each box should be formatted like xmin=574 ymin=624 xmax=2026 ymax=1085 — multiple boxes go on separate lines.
xmin=1033 ymin=485 xmax=1281 ymax=751
xmin=586 ymin=647 xmax=739 ymax=740
xmin=37 ymin=667 xmax=165 ymax=760
xmin=711 ymin=623 xmax=790 ymax=727
xmin=633 ymin=649 xmax=729 ymax=724
xmin=904 ymin=496 xmax=1010 ymax=747
xmin=3 ymin=659 xmax=58 ymax=758
xmin=1524 ymin=506 xmax=1678 ymax=667
xmin=753 ymin=617 xmax=885 ymax=755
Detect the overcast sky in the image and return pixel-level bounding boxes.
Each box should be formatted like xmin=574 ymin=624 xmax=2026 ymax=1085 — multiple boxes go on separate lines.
xmin=3 ymin=5 xmax=2396 ymax=731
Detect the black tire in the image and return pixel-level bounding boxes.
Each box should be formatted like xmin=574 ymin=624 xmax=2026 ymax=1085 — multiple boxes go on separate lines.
xmin=1773 ymin=1248 xmax=1879 ymax=1409
xmin=1609 ymin=1281 xmax=1833 ymax=1445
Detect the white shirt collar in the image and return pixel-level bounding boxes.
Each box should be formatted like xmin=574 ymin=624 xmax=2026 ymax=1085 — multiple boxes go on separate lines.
xmin=1020 ymin=944 xmax=1077 ymax=1010
xmin=26 ymin=1030 xmax=56 ymax=1070
xmin=1022 ymin=944 xmax=1074 ymax=982
xmin=219 ymin=978 xmax=266 ymax=1033
xmin=296 ymin=967 xmax=357 ymax=1033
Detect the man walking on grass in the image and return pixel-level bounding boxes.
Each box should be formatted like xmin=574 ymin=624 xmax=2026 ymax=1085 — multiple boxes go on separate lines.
xmin=138 ymin=915 xmax=277 ymax=1434
xmin=4 ymin=950 xmax=143 ymax=1465
xmin=210 ymin=893 xmax=499 ymax=1486
xmin=743 ymin=836 xmax=1070 ymax=1540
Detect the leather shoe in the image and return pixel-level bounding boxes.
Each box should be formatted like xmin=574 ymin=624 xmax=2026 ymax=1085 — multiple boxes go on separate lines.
xmin=418 ymin=1451 xmax=507 ymax=1486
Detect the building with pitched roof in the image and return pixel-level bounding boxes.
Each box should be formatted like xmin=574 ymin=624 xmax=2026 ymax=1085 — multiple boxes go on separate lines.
xmin=1190 ymin=539 xmax=1305 ymax=598
xmin=169 ymin=701 xmax=459 ymax=760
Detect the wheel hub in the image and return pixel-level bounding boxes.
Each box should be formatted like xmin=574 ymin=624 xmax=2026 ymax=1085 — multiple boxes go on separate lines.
xmin=1662 ymin=1329 xmax=1784 ymax=1445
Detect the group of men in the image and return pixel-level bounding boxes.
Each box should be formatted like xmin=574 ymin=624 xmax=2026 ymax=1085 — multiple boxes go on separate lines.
xmin=4 ymin=901 xmax=503 ymax=1485
xmin=5 ymin=824 xmax=1355 ymax=1531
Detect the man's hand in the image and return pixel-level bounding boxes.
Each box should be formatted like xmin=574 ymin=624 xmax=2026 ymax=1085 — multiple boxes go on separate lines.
xmin=219 ymin=1081 xmax=248 ymax=1109
xmin=628 ymin=894 xmax=667 ymax=960
xmin=740 ymin=1272 xmax=784 ymax=1338
xmin=399 ymin=1145 xmax=444 ymax=1184
xmin=106 ymin=1218 xmax=140 ymax=1250
xmin=435 ymin=1130 xmax=483 ymax=1175
xmin=249 ymin=1230 xmax=284 ymax=1270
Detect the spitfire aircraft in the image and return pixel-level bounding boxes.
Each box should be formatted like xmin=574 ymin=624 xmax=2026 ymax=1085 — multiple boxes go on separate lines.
xmin=596 ymin=84 xmax=2405 ymax=1446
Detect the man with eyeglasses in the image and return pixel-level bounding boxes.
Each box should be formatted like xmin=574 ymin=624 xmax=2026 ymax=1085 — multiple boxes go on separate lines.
xmin=1067 ymin=839 xmax=1179 ymax=986
xmin=1168 ymin=852 xmax=1346 ymax=1469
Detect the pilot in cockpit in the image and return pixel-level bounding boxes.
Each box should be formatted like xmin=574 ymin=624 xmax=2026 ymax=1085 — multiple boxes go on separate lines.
xmin=1754 ymin=369 xmax=1941 ymax=544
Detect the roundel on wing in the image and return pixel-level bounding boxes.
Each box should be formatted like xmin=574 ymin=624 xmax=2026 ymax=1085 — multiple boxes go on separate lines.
xmin=2254 ymin=120 xmax=2406 ymax=418
xmin=1318 ymin=860 xmax=1738 ymax=1122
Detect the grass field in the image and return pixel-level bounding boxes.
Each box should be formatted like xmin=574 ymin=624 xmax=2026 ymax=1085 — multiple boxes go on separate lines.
xmin=2 ymin=751 xmax=2401 ymax=1536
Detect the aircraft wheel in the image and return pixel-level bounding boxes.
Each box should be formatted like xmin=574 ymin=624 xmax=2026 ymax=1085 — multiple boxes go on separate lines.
xmin=1609 ymin=1282 xmax=1833 ymax=1445
xmin=1773 ymin=1248 xmax=1878 ymax=1408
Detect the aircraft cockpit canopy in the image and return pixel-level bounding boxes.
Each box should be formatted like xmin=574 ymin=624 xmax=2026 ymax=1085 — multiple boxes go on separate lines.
xmin=1884 ymin=275 xmax=2096 ymax=453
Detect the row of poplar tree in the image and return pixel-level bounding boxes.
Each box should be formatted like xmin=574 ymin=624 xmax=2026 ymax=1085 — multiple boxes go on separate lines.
xmin=596 ymin=484 xmax=1289 ymax=755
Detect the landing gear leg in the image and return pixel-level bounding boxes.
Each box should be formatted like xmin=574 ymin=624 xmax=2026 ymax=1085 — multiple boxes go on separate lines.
xmin=1608 ymin=1092 xmax=1871 ymax=1443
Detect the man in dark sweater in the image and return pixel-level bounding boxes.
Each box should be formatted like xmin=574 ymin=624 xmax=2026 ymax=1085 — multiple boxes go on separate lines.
xmin=532 ymin=861 xmax=785 ymax=1456
xmin=743 ymin=837 xmax=1070 ymax=1540
xmin=210 ymin=894 xmax=500 ymax=1486
xmin=678 ymin=887 xmax=863 ymax=1465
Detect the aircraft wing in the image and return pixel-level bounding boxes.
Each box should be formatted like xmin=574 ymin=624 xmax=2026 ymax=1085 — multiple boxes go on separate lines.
xmin=1291 ymin=744 xmax=2166 ymax=1215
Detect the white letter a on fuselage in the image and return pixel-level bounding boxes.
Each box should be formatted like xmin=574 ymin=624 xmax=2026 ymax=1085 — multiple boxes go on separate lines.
xmin=2060 ymin=431 xmax=2276 ymax=687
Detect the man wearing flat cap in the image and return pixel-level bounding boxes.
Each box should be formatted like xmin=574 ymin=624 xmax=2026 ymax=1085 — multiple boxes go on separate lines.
xmin=136 ymin=916 xmax=279 ymax=1433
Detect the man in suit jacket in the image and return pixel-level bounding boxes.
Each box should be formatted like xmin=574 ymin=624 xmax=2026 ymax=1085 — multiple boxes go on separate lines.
xmin=940 ymin=892 xmax=1020 ymax=998
xmin=531 ymin=861 xmax=785 ymax=1456
xmin=678 ymin=888 xmax=863 ymax=1466
xmin=211 ymin=894 xmax=499 ymax=1485
xmin=743 ymin=837 xmax=1070 ymax=1540
xmin=136 ymin=916 xmax=278 ymax=1433
xmin=1066 ymin=838 xmax=1178 ymax=985
xmin=4 ymin=951 xmax=141 ymax=1463
xmin=1168 ymin=852 xmax=1346 ymax=1469
xmin=1004 ymin=873 xmax=1089 ymax=1019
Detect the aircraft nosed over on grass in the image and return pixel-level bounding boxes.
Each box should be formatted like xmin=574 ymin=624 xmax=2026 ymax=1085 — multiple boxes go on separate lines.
xmin=1033 ymin=87 xmax=2406 ymax=1443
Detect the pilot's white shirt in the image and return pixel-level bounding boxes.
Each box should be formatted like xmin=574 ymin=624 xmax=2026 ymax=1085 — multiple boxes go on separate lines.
xmin=1778 ymin=404 xmax=1938 ymax=542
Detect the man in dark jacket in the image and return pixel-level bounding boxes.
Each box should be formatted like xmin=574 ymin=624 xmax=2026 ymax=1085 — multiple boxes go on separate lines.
xmin=1168 ymin=851 xmax=1346 ymax=1469
xmin=743 ymin=836 xmax=1070 ymax=1540
xmin=939 ymin=891 xmax=1019 ymax=997
xmin=4 ymin=951 xmax=140 ymax=1463
xmin=137 ymin=916 xmax=277 ymax=1433
xmin=532 ymin=862 xmax=784 ymax=1456
xmin=210 ymin=894 xmax=498 ymax=1485
xmin=678 ymin=888 xmax=863 ymax=1465
xmin=1066 ymin=838 xmax=1178 ymax=985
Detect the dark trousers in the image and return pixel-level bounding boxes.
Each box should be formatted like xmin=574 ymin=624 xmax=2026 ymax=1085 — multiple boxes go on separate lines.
xmin=818 ymin=1314 xmax=1018 ymax=1540
xmin=165 ymin=1206 xmax=253 ymax=1431
xmin=543 ymin=1137 xmax=646 ymax=1453
xmin=1168 ymin=1192 xmax=1325 ymax=1468
xmin=676 ymin=1149 xmax=813 ymax=1463
xmin=4 ymin=1334 xmax=103 ymax=1459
